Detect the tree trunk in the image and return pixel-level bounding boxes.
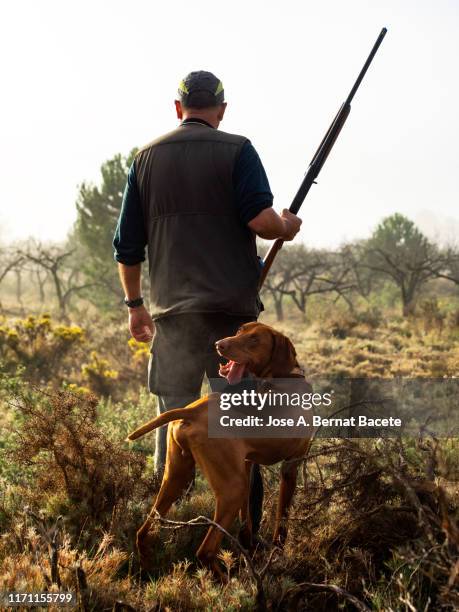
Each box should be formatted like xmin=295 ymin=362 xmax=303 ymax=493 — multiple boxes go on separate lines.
xmin=299 ymin=294 xmax=307 ymax=322
xmin=36 ymin=270 xmax=46 ymax=304
xmin=273 ymin=295 xmax=284 ymax=321
xmin=50 ymin=268 xmax=67 ymax=320
xmin=290 ymin=292 xmax=307 ymax=322
xmin=402 ymin=294 xmax=416 ymax=317
xmin=348 ymin=378 xmax=369 ymax=438
xmin=15 ymin=270 xmax=25 ymax=315
xmin=15 ymin=269 xmax=22 ymax=302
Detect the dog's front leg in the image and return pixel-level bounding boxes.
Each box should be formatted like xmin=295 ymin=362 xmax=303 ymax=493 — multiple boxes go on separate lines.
xmin=196 ymin=496 xmax=242 ymax=582
xmin=273 ymin=459 xmax=300 ymax=545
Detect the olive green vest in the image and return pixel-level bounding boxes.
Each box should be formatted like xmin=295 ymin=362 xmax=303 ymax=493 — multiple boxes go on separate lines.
xmin=135 ymin=122 xmax=262 ymax=319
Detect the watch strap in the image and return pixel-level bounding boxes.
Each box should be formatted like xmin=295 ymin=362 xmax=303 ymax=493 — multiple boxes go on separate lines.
xmin=124 ymin=296 xmax=144 ymax=308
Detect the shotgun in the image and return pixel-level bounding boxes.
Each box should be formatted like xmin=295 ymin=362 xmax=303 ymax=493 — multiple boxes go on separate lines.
xmin=259 ymin=27 xmax=387 ymax=288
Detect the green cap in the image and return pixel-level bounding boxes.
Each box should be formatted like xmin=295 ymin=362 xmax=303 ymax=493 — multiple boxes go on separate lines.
xmin=178 ymin=70 xmax=225 ymax=107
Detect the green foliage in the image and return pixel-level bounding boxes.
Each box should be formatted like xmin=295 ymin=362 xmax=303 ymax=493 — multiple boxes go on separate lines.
xmin=76 ymin=149 xmax=137 ymax=263
xmin=81 ymin=350 xmax=119 ymax=395
xmin=97 ymin=387 xmax=156 ymax=446
xmin=74 ymin=149 xmax=138 ymax=307
xmin=369 ymin=213 xmax=430 ymax=259
xmin=0 ymin=313 xmax=150 ymax=399
xmin=0 ymin=314 xmax=84 ymax=383
xmin=364 ymin=214 xmax=440 ymax=315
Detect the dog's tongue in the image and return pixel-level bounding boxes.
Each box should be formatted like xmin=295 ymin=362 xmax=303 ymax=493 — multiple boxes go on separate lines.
xmin=226 ymin=361 xmax=246 ymax=385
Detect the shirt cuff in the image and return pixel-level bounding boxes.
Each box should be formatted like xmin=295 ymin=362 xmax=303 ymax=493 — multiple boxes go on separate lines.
xmin=114 ymin=252 xmax=145 ymax=266
xmin=240 ymin=199 xmax=273 ymax=224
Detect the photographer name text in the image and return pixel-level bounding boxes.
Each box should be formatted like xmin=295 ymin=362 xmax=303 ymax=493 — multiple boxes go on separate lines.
xmin=219 ymin=415 xmax=402 ymax=428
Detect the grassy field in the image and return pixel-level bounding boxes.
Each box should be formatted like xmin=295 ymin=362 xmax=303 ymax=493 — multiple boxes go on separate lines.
xmin=1 ymin=302 xmax=459 ymax=611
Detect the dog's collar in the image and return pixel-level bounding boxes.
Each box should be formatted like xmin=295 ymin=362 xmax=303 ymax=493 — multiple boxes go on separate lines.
xmin=289 ymin=366 xmax=305 ymax=378
xmin=247 ymin=366 xmax=306 ymax=380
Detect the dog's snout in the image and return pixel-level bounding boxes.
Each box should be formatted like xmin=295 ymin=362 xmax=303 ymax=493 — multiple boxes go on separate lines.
xmin=215 ymin=339 xmax=228 ymax=352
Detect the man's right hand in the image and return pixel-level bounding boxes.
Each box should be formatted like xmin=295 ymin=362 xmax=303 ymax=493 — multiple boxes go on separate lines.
xmin=129 ymin=305 xmax=155 ymax=342
xmin=280 ymin=209 xmax=302 ymax=241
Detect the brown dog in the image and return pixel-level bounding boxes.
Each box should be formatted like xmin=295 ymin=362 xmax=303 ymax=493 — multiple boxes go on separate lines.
xmin=127 ymin=322 xmax=313 ymax=579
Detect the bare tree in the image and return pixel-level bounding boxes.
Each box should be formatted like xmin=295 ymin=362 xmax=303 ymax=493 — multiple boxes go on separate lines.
xmin=0 ymin=248 xmax=25 ymax=312
xmin=260 ymin=245 xmax=302 ymax=321
xmin=23 ymin=260 xmax=50 ymax=305
xmin=0 ymin=248 xmax=24 ymax=287
xmin=263 ymin=275 xmax=287 ymax=321
xmin=428 ymin=245 xmax=459 ymax=286
xmin=281 ymin=248 xmax=328 ymax=318
xmin=264 ymin=245 xmax=355 ymax=320
xmin=21 ymin=242 xmax=98 ymax=319
xmin=14 ymin=268 xmax=24 ymax=312
xmin=35 ymin=268 xmax=49 ymax=304
xmin=339 ymin=242 xmax=379 ymax=302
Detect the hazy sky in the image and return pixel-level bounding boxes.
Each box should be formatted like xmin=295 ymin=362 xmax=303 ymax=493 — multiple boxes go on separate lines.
xmin=0 ymin=0 xmax=458 ymax=247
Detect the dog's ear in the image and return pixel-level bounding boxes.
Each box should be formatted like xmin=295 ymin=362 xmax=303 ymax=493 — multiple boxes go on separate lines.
xmin=270 ymin=331 xmax=298 ymax=377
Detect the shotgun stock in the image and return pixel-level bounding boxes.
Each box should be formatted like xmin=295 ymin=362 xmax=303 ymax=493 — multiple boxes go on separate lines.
xmin=259 ymin=27 xmax=387 ymax=289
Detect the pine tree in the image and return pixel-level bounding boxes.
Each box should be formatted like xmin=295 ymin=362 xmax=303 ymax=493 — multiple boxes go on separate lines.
xmin=75 ymin=149 xmax=138 ymax=307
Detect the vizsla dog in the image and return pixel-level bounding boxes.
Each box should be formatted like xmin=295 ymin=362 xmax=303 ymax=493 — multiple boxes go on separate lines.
xmin=127 ymin=322 xmax=313 ymax=579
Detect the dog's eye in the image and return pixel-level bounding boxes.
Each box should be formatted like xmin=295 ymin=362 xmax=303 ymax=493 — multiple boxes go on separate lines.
xmin=247 ymin=336 xmax=259 ymax=346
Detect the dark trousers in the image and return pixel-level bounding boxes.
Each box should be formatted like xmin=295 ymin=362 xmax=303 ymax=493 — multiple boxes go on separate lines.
xmin=148 ymin=312 xmax=264 ymax=533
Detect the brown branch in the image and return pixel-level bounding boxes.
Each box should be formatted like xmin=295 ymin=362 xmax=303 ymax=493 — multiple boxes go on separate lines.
xmin=299 ymin=582 xmax=371 ymax=611
xmin=154 ymin=511 xmax=271 ymax=609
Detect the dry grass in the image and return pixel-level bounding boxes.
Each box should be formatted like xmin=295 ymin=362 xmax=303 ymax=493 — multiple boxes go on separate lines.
xmin=259 ymin=307 xmax=459 ymax=379
xmin=1 ymin=306 xmax=459 ymax=610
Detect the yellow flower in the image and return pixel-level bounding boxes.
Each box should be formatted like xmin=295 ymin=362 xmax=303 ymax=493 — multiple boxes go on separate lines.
xmin=103 ymin=369 xmax=119 ymax=379
xmin=82 ymin=351 xmax=119 ymax=380
xmin=65 ymin=383 xmax=91 ymax=395
xmin=53 ymin=325 xmax=84 ymax=341
xmin=128 ymin=337 xmax=150 ymax=361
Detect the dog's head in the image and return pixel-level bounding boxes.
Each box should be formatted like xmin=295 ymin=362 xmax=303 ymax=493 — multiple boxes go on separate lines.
xmin=216 ymin=322 xmax=299 ymax=384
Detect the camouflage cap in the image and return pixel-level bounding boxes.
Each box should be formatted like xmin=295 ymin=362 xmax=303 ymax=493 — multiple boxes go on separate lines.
xmin=177 ymin=70 xmax=225 ymax=106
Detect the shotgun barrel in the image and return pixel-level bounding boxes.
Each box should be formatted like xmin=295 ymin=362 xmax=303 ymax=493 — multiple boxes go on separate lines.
xmin=259 ymin=27 xmax=387 ymax=288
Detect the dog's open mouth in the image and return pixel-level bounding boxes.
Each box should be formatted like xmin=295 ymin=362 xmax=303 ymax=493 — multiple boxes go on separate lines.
xmin=219 ymin=360 xmax=246 ymax=385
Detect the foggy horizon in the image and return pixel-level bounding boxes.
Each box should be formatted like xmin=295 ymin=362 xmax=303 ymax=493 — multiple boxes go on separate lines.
xmin=1 ymin=0 xmax=458 ymax=249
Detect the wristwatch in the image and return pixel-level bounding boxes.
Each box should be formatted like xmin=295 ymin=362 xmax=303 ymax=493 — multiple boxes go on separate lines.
xmin=124 ymin=296 xmax=144 ymax=308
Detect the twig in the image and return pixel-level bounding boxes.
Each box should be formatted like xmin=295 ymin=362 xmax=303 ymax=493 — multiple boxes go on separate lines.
xmin=23 ymin=508 xmax=63 ymax=587
xmin=259 ymin=545 xmax=281 ymax=579
xmin=387 ymin=471 xmax=436 ymax=545
xmin=290 ymin=470 xmax=384 ymax=518
xmin=154 ymin=511 xmax=267 ymax=609
xmin=399 ymin=595 xmax=417 ymax=612
xmin=282 ymin=399 xmax=390 ymax=466
xmin=300 ymin=582 xmax=371 ymax=611
xmin=76 ymin=562 xmax=89 ymax=612
xmin=112 ymin=602 xmax=137 ymax=612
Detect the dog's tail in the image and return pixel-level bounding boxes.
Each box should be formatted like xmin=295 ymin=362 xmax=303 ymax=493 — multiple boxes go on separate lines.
xmin=126 ymin=398 xmax=205 ymax=441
